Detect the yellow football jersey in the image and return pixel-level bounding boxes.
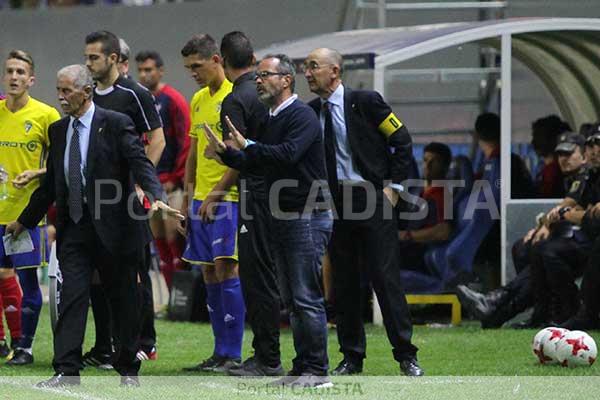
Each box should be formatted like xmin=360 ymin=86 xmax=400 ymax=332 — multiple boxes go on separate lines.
xmin=0 ymin=97 xmax=60 ymax=224
xmin=189 ymin=79 xmax=238 ymax=202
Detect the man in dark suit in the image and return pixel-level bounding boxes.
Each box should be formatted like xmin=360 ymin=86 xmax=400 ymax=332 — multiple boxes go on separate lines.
xmin=6 ymin=64 xmax=182 ymax=387
xmin=303 ymin=48 xmax=423 ymax=376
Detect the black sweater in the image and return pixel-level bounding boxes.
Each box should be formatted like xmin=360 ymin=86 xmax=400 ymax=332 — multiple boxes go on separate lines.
xmin=220 ymin=98 xmax=329 ymax=212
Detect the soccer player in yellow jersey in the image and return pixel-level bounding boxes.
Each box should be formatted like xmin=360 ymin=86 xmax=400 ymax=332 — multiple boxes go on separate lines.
xmin=0 ymin=50 xmax=60 ymax=365
xmin=179 ymin=35 xmax=245 ymax=372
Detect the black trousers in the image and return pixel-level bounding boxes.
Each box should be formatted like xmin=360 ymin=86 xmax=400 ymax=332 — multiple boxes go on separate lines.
xmin=91 ymin=243 xmax=156 ymax=353
xmin=238 ymin=191 xmax=281 ymax=367
xmin=531 ymin=231 xmax=591 ymax=323
xmin=576 ymin=236 xmax=600 ymax=319
xmin=330 ymin=186 xmax=417 ymax=363
xmin=55 ymin=213 xmax=141 ymax=376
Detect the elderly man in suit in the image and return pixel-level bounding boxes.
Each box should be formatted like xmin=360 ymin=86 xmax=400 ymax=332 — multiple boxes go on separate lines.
xmin=6 ymin=64 xmax=182 ymax=387
xmin=303 ymin=48 xmax=423 ymax=376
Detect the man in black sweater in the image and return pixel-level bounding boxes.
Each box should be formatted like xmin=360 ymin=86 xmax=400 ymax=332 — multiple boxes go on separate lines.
xmin=203 ymin=31 xmax=283 ymax=376
xmin=204 ymin=54 xmax=333 ymax=388
xmin=304 ymin=48 xmax=422 ymax=376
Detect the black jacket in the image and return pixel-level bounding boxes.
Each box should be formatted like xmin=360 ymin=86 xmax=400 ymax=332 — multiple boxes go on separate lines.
xmin=18 ymin=105 xmax=163 ymax=256
xmin=308 ymin=86 xmax=412 ymax=188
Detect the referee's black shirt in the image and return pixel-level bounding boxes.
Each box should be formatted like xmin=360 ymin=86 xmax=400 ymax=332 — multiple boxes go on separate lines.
xmin=94 ymin=76 xmax=162 ymax=137
xmin=220 ymin=72 xmax=269 ymax=198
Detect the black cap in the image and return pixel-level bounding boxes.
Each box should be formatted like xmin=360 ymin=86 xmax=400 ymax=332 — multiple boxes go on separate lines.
xmin=555 ymin=132 xmax=585 ymax=153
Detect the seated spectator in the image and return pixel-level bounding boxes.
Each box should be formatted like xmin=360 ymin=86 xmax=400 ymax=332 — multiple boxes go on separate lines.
xmin=398 ymin=142 xmax=452 ymax=270
xmin=531 ymin=115 xmax=571 ymax=198
xmin=458 ymin=132 xmax=595 ymax=328
xmin=472 ymin=113 xmax=502 ymax=283
xmin=584 ymin=130 xmax=600 ymax=169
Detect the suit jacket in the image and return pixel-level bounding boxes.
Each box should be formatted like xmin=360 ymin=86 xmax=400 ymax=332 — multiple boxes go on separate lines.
xmin=18 ymin=105 xmax=163 ymax=256
xmin=308 ymin=86 xmax=413 ymax=188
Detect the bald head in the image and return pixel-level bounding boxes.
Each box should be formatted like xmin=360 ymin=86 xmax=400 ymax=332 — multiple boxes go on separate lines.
xmin=304 ymin=47 xmax=343 ymax=98
xmin=308 ymin=48 xmax=343 ymax=72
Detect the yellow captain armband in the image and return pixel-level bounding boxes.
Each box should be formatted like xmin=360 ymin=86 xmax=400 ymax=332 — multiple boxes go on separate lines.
xmin=378 ymin=113 xmax=403 ymax=137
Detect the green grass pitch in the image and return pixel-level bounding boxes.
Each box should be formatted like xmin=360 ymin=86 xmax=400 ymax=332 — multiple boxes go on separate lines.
xmin=0 ymin=306 xmax=598 ymax=399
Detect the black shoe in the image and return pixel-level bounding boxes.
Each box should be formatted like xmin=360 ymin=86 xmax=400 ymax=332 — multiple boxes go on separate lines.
xmin=120 ymin=375 xmax=140 ymax=387
xmin=36 ymin=373 xmax=80 ymax=388
xmin=82 ymin=348 xmax=113 ymax=370
xmin=291 ymin=374 xmax=333 ymax=389
xmin=268 ymin=368 xmax=303 ymax=387
xmin=560 ymin=315 xmax=600 ymax=331
xmin=511 ymin=319 xmax=549 ymax=329
xmin=227 ymin=357 xmax=285 ymax=377
xmin=183 ymin=355 xmax=239 ymax=372
xmin=6 ymin=349 xmax=33 ymax=366
xmin=212 ymin=357 xmax=241 ymax=373
xmin=331 ymin=359 xmax=363 ymax=375
xmin=456 ymin=285 xmax=494 ymax=320
xmin=0 ymin=341 xmax=10 ymax=358
xmin=399 ymin=358 xmax=424 ymax=377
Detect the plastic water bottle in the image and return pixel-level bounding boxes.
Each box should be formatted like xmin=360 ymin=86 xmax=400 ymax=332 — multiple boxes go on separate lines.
xmin=0 ymin=164 xmax=9 ymax=201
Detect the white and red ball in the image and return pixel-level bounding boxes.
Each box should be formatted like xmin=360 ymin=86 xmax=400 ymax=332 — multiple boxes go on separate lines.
xmin=532 ymin=327 xmax=568 ymax=364
xmin=555 ymin=330 xmax=597 ymax=367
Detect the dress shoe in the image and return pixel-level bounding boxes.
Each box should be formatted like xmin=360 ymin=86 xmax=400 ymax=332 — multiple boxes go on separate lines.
xmin=120 ymin=376 xmax=140 ymax=387
xmin=6 ymin=349 xmax=34 ymax=366
xmin=331 ymin=359 xmax=363 ymax=375
xmin=36 ymin=373 xmax=80 ymax=388
xmin=399 ymin=358 xmax=424 ymax=377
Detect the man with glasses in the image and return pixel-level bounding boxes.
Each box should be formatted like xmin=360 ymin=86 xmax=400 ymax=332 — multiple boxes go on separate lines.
xmin=215 ymin=32 xmax=283 ymax=377
xmin=205 ymin=53 xmax=333 ymax=388
xmin=303 ymin=48 xmax=423 ymax=376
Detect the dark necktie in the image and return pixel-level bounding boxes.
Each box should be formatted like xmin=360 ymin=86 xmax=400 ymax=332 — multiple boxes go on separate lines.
xmin=322 ymin=102 xmax=339 ymax=196
xmin=68 ymin=119 xmax=83 ymax=223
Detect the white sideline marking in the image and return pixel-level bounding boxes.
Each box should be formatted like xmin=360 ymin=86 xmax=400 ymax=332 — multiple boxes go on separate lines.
xmin=0 ymin=377 xmax=108 ymax=400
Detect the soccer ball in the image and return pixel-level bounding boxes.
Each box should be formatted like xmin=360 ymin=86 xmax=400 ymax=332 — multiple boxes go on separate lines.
xmin=532 ymin=327 xmax=568 ymax=364
xmin=555 ymin=330 xmax=597 ymax=367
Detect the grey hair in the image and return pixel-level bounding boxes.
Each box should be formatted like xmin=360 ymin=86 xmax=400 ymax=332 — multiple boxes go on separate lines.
xmin=57 ymin=64 xmax=94 ymax=90
xmin=263 ymin=53 xmax=296 ymax=92
xmin=119 ymin=37 xmax=130 ymax=62
xmin=323 ymin=48 xmax=344 ymax=77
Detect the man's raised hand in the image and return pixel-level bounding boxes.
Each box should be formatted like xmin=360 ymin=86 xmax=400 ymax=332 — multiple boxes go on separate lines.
xmin=224 ymin=116 xmax=248 ymax=150
xmin=203 ymin=123 xmax=227 ymax=154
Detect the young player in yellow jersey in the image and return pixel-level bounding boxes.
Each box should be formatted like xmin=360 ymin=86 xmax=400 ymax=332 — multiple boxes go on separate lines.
xmin=0 ymin=50 xmax=60 ymax=365
xmin=179 ymin=35 xmax=245 ymax=373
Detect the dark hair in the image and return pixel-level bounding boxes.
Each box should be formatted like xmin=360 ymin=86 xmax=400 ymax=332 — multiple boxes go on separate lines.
xmin=424 ymin=142 xmax=452 ymax=170
xmin=135 ymin=50 xmax=164 ymax=68
xmin=220 ymin=31 xmax=254 ymax=69
xmin=580 ymin=122 xmax=600 ymax=138
xmin=7 ymin=50 xmax=34 ymax=74
xmin=181 ymin=34 xmax=219 ymax=58
xmin=85 ymin=30 xmax=120 ymax=58
xmin=475 ymin=112 xmax=500 ymax=143
xmin=531 ymin=114 xmax=571 ymax=157
xmin=263 ymin=53 xmax=296 ymax=92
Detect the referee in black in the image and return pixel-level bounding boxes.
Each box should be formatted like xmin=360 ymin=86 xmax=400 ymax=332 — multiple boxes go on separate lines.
xmin=202 ymin=31 xmax=283 ymax=376
xmin=83 ymin=30 xmax=165 ymax=366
